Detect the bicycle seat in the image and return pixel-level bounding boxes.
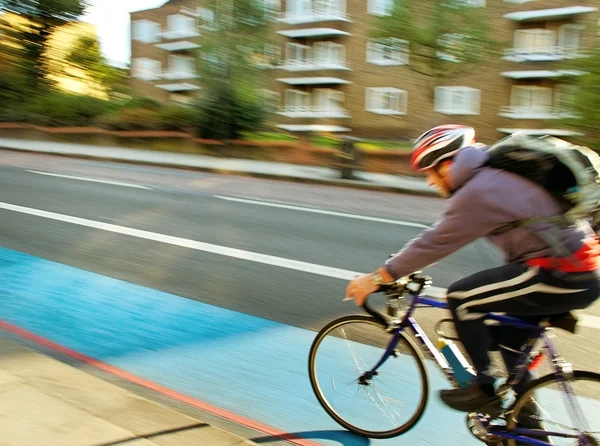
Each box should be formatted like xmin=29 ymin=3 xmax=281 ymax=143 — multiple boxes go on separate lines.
xmin=542 ymin=312 xmax=578 ymax=334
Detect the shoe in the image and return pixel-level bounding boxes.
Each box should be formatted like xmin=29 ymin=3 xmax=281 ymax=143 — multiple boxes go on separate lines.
xmin=440 ymin=382 xmax=502 ymax=415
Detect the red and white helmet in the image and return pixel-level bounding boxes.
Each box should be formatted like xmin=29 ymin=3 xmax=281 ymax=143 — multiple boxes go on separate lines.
xmin=410 ymin=124 xmax=476 ymax=171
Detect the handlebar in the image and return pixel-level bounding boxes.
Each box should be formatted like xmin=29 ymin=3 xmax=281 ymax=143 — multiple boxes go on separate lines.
xmin=361 ymin=272 xmax=432 ymax=326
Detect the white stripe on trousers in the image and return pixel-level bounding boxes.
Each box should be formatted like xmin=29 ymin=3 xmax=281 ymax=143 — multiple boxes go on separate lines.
xmin=456 ymin=283 xmax=585 ymax=321
xmin=447 ymin=267 xmax=539 ymax=301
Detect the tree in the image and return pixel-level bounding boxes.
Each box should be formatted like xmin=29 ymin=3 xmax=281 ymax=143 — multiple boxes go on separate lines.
xmin=557 ymin=39 xmax=600 ymax=149
xmin=0 ymin=0 xmax=89 ymax=90
xmin=195 ymin=0 xmax=275 ymax=140
xmin=372 ymin=0 xmax=500 ymax=90
xmin=66 ymin=33 xmax=131 ymax=99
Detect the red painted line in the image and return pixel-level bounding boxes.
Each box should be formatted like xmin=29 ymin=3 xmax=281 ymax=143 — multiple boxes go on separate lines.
xmin=0 ymin=320 xmax=322 ymax=446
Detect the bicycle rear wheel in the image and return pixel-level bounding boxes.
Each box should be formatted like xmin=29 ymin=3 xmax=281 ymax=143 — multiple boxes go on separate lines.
xmin=308 ymin=315 xmax=428 ymax=439
xmin=506 ymin=370 xmax=600 ymax=446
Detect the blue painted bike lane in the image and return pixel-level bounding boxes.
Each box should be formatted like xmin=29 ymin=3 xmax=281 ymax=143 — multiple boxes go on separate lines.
xmin=0 ymin=247 xmax=479 ymax=445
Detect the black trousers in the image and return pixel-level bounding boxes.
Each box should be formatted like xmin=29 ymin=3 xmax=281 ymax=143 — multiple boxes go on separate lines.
xmin=446 ymin=263 xmax=599 ymax=392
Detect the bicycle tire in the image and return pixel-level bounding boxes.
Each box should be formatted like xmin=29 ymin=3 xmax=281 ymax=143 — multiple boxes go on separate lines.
xmin=505 ymin=370 xmax=600 ymax=446
xmin=308 ymin=314 xmax=429 ymax=439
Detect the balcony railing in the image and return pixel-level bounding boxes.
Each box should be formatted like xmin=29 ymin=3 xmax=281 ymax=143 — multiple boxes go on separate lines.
xmin=162 ymin=70 xmax=200 ymax=80
xmin=277 ymin=106 xmax=350 ymax=118
xmin=280 ymin=60 xmax=349 ymax=71
xmin=503 ymin=46 xmax=581 ymax=62
xmin=499 ymin=105 xmax=578 ymax=119
xmin=278 ymin=11 xmax=349 ymax=24
xmin=162 ymin=29 xmax=200 ymax=40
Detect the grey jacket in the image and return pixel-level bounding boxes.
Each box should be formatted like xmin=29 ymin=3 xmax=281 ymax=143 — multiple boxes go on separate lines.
xmin=385 ymin=145 xmax=595 ymax=279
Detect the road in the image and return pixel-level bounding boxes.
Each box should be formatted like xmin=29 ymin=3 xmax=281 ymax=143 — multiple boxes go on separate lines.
xmin=1 ymin=150 xmax=599 ymax=445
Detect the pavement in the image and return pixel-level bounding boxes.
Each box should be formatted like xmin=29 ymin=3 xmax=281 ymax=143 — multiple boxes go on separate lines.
xmin=0 ymin=137 xmax=434 ymax=446
xmin=0 ymin=137 xmax=437 ymax=197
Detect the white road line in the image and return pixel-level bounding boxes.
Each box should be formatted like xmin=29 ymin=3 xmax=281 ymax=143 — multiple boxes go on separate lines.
xmin=3 ymin=201 xmax=599 ymax=331
xmin=215 ymin=195 xmax=429 ymax=229
xmin=27 ymin=170 xmax=153 ymax=190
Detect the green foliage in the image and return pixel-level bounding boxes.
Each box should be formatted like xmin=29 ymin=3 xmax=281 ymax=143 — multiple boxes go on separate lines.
xmin=558 ymin=40 xmax=600 ymax=149
xmin=65 ymin=33 xmax=131 ymax=99
xmin=197 ymin=85 xmax=265 ymax=140
xmin=194 ymin=0 xmax=275 ymax=140
xmin=0 ymin=0 xmax=90 ymax=89
xmin=95 ymin=101 xmax=198 ymax=132
xmin=95 ymin=108 xmax=164 ymax=131
xmin=158 ymin=105 xmax=199 ymax=132
xmin=373 ymin=0 xmax=500 ymax=82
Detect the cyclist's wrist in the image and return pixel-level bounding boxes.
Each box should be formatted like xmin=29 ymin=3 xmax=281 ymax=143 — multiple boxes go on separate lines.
xmin=371 ymin=267 xmax=395 ymax=286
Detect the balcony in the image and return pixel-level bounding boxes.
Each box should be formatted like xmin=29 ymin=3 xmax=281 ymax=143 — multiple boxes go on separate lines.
xmin=503 ymin=46 xmax=582 ymax=63
xmin=277 ymin=106 xmax=350 ymax=118
xmin=278 ymin=11 xmax=350 ymax=25
xmin=277 ymin=77 xmax=350 ymax=85
xmin=280 ymin=60 xmax=350 ymax=72
xmin=277 ymin=28 xmax=351 ymax=38
xmin=498 ymin=105 xmax=578 ymax=120
xmin=503 ymin=6 xmax=598 ymax=22
xmin=155 ymin=41 xmax=201 ymax=52
xmin=162 ymin=29 xmax=200 ymax=40
xmin=501 ymin=69 xmax=587 ymax=79
xmin=162 ymin=70 xmax=200 ymax=80
xmin=155 ymin=82 xmax=201 ymax=92
xmin=276 ymin=124 xmax=351 ymax=132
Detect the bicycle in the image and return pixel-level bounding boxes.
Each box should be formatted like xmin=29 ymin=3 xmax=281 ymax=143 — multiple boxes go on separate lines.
xmin=308 ymin=272 xmax=600 ymax=445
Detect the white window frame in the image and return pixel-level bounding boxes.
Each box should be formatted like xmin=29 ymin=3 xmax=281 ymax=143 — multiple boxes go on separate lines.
xmin=285 ymin=89 xmax=311 ymax=112
xmin=286 ymin=42 xmax=310 ymax=65
xmin=510 ymin=86 xmax=553 ymax=113
xmin=313 ymin=88 xmax=345 ymax=111
xmin=513 ymin=29 xmax=556 ymax=55
xmin=165 ymin=55 xmax=196 ymax=79
xmin=434 ymin=86 xmax=481 ymax=115
xmin=132 ymin=58 xmax=162 ymax=81
xmin=554 ymin=83 xmax=577 ymax=114
xmin=313 ymin=41 xmax=345 ymax=66
xmin=366 ymin=38 xmax=409 ymax=65
xmin=132 ymin=19 xmax=160 ymax=43
xmin=367 ymin=0 xmax=394 ymax=16
xmin=165 ymin=14 xmax=198 ymax=39
xmin=559 ymin=24 xmax=584 ymax=52
xmin=447 ymin=0 xmax=485 ymax=7
xmin=365 ymin=87 xmax=407 ymax=115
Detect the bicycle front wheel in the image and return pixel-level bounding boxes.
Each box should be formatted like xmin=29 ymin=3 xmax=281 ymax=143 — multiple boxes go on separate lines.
xmin=308 ymin=315 xmax=428 ymax=439
xmin=506 ymin=370 xmax=600 ymax=446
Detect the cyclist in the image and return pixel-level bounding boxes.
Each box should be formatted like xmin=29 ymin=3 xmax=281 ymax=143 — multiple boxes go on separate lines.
xmin=346 ymin=124 xmax=600 ymax=414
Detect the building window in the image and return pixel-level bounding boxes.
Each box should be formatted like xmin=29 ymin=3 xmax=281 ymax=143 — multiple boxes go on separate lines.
xmin=314 ymin=88 xmax=345 ymax=111
xmin=367 ymin=0 xmax=393 ymax=16
xmin=313 ymin=41 xmax=345 ymax=65
xmin=513 ymin=29 xmax=555 ymax=55
xmin=367 ymin=38 xmax=408 ymax=65
xmin=166 ymin=14 xmax=198 ymax=39
xmin=365 ymin=87 xmax=407 ymax=115
xmin=437 ymin=33 xmax=482 ymax=62
xmin=285 ymin=0 xmax=346 ymax=18
xmin=165 ymin=55 xmax=196 ymax=78
xmin=286 ymin=42 xmax=310 ymax=65
xmin=554 ymin=84 xmax=578 ymax=114
xmin=559 ymin=24 xmax=583 ymax=52
xmin=132 ymin=58 xmax=161 ymax=81
xmin=510 ymin=86 xmax=552 ymax=113
xmin=132 ymin=19 xmax=160 ymax=43
xmin=435 ymin=86 xmax=481 ymax=115
xmin=285 ymin=89 xmax=311 ymax=111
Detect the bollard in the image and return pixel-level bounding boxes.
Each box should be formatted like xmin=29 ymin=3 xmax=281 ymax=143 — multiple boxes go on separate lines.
xmin=335 ymin=136 xmax=363 ymax=179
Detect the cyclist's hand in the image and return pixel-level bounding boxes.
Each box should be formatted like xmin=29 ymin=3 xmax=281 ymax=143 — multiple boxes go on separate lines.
xmin=345 ymin=268 xmax=394 ymax=306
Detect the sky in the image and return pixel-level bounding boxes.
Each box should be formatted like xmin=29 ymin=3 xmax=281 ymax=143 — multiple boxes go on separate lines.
xmin=82 ymin=0 xmax=166 ymax=67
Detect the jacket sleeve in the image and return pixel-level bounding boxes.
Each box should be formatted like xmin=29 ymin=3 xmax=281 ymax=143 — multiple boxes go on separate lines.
xmin=384 ymin=186 xmax=501 ymax=279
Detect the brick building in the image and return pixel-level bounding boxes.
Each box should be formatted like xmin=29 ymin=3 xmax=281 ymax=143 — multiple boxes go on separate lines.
xmin=130 ymin=0 xmax=599 ymax=143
